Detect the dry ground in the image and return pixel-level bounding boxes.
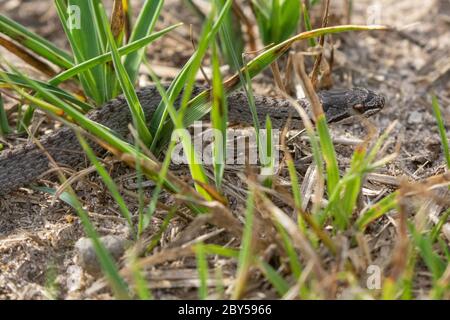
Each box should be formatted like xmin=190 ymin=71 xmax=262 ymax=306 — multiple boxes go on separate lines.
xmin=0 ymin=0 xmax=449 ymax=299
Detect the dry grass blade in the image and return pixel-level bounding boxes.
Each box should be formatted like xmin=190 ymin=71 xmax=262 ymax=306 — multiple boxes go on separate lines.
xmin=193 ymin=179 xmax=229 ymax=205
xmin=0 ymin=35 xmax=57 ymax=77
xmin=256 ymin=191 xmax=326 ymax=281
xmin=118 ymin=153 xmax=200 ymax=200
xmin=389 ymin=187 xmax=409 ymax=281
xmin=294 ymin=53 xmax=323 ymax=120
xmin=310 ymin=0 xmax=330 ymax=88
xmin=232 ymin=186 xmax=255 ymax=299
xmin=401 ymin=171 xmax=450 ymax=198
xmin=111 ymin=0 xmax=125 ymax=41
xmin=270 ymin=61 xmax=286 ymax=92
xmin=232 ymin=1 xmax=257 ymax=52
xmin=126 ymin=246 xmax=196 ymax=277
xmin=21 ymin=125 xmax=130 ymax=298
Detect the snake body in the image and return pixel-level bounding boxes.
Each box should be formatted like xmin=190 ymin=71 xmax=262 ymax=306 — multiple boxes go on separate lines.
xmin=0 ymin=85 xmax=385 ymax=196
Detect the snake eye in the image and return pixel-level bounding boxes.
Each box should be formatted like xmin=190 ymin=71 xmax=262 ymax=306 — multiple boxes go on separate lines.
xmin=353 ymin=104 xmax=364 ymax=113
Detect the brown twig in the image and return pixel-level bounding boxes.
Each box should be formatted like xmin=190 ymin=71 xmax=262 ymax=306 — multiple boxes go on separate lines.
xmin=233 ymin=1 xmax=257 ymax=52
xmin=310 ymin=0 xmax=330 ymax=89
xmin=270 ymin=61 xmax=287 ymax=93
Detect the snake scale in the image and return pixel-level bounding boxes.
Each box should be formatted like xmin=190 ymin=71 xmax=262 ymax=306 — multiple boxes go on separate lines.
xmin=0 ymin=85 xmax=385 ymax=196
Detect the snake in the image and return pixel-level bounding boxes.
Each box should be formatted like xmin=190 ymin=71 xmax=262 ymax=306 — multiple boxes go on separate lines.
xmin=0 ymin=85 xmax=385 ymax=196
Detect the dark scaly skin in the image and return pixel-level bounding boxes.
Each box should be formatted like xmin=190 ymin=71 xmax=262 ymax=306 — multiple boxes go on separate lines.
xmin=0 ymin=85 xmax=385 ymax=196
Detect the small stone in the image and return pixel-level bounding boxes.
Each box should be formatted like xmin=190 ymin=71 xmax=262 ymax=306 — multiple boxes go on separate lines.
xmin=75 ymin=235 xmax=129 ymax=276
xmin=407 ymin=111 xmax=423 ymax=124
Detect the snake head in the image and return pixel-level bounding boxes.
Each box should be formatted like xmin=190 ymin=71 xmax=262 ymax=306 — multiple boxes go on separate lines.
xmin=319 ymin=87 xmax=385 ymax=123
xmin=348 ymin=87 xmax=385 ymax=117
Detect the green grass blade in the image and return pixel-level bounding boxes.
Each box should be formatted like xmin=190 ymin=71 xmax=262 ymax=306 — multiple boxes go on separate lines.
xmin=32 ymin=186 xmax=78 ymax=207
xmin=0 ymin=72 xmax=92 ymax=112
xmin=147 ymin=1 xmax=234 ymax=199
xmin=97 ymin=3 xmax=152 ymax=145
xmin=0 ymin=14 xmax=73 ymax=68
xmin=215 ymin=0 xmax=244 ymax=71
xmin=261 ymin=115 xmax=274 ymax=188
xmin=357 ymin=192 xmax=397 ymax=231
xmin=431 ymin=94 xmax=450 ymax=168
xmin=211 ymin=43 xmax=227 ymax=189
xmin=0 ymin=93 xmax=11 ymax=135
xmin=76 ymin=133 xmax=134 ymax=233
xmin=285 ymin=155 xmax=303 ymax=209
xmin=54 ymin=0 xmax=102 ymax=103
xmin=146 ymin=208 xmax=176 ymax=252
xmin=342 ymin=148 xmax=365 ymax=210
xmin=274 ymin=222 xmax=302 ymax=279
xmin=409 ymin=222 xmax=446 ymax=282
xmin=316 ymin=115 xmax=339 ymax=198
xmin=32 ymin=188 xmax=129 ymax=298
xmin=195 ymin=242 xmax=209 ymax=300
xmin=89 ymin=0 xmax=118 ymax=100
xmin=431 ymin=207 xmax=450 ymax=242
xmin=232 ymin=188 xmax=255 ymax=299
xmin=234 ymin=25 xmax=387 ymax=86
xmin=202 ymin=244 xmax=240 ymax=258
xmin=66 ymin=193 xmax=131 ymax=298
xmin=181 ymin=25 xmax=388 ymax=130
xmin=252 ymin=0 xmax=300 ymax=45
xmin=0 ymin=68 xmax=135 ymax=155
xmin=301 ymin=1 xmax=316 ymax=47
xmin=280 ymin=0 xmax=301 ymax=42
xmin=143 ymin=65 xmax=210 ymax=213
xmin=336 ymin=146 xmax=366 ymax=229
xmin=270 ymin=0 xmax=281 ymax=45
xmin=1 ymin=67 xmax=206 ymax=217
xmin=67 ymin=0 xmax=107 ymax=100
xmin=170 ymin=1 xmax=233 ymax=199
xmin=258 ymin=259 xmax=290 ymax=296
xmin=124 ymin=0 xmax=164 ymax=84
xmin=318 ymin=115 xmax=397 ymax=228
xmin=49 ymin=24 xmax=182 ymax=87
xmin=130 ymin=259 xmax=153 ymax=300
xmin=148 ymin=0 xmax=233 ymax=146
xmin=146 ymin=66 xmax=212 ymax=201
xmin=140 ymin=68 xmax=185 ymax=226
xmin=176 ymin=128 xmax=211 ymax=199
xmin=241 ymin=67 xmax=261 ymax=148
